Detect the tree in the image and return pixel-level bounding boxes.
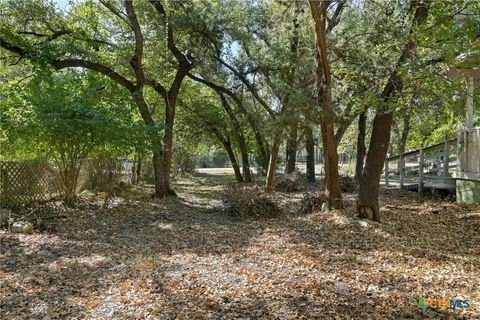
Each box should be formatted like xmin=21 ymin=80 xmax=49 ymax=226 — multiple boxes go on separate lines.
xmin=357 ymin=0 xmax=431 ymax=221
xmin=309 ymin=0 xmax=343 ymax=209
xmin=0 ymin=0 xmax=198 ymax=197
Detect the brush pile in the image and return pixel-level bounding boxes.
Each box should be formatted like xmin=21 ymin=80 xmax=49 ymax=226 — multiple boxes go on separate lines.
xmin=221 ymin=184 xmax=280 ymax=219
xmin=299 ymin=191 xmax=325 ymax=214
xmin=275 ymin=170 xmax=306 ymax=192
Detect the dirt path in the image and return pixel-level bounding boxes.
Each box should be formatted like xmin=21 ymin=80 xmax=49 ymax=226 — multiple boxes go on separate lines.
xmin=1 ymin=174 xmax=479 ymax=319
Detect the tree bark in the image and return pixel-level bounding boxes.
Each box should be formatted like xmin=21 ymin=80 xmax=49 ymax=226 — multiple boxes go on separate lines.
xmin=285 ymin=122 xmax=298 ymax=173
xmin=265 ymin=131 xmax=283 ymax=191
xmin=358 ymin=111 xmax=393 ymax=221
xmin=305 ymin=126 xmax=316 ymax=182
xmin=222 ymin=139 xmax=243 ymax=183
xmin=153 ymin=150 xmax=168 ymax=196
xmin=135 ymin=158 xmax=142 ymax=183
xmin=310 ymin=0 xmax=342 ymax=210
xmin=355 ymin=110 xmax=367 ymax=181
xmin=358 ymin=0 xmax=430 ymax=221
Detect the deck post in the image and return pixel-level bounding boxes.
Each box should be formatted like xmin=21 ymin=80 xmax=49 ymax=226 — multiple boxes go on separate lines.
xmin=384 ymin=159 xmax=389 ymax=187
xmin=419 ymin=149 xmax=425 ymax=193
xmin=399 ymin=154 xmax=405 ymax=189
xmin=443 ymin=140 xmax=450 ymax=176
xmin=436 ymin=156 xmax=442 ymax=176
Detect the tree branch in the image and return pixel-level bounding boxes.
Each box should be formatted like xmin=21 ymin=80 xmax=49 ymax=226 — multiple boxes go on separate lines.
xmin=149 ymin=0 xmax=189 ymax=65
xmin=125 ymin=0 xmax=145 ymax=86
xmin=214 ymin=56 xmax=275 ymax=118
xmin=51 ymin=59 xmax=136 ymax=91
xmin=99 ymin=0 xmax=131 ymax=27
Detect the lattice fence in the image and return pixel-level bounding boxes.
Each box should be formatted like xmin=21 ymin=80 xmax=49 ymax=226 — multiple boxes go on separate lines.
xmin=0 ymin=161 xmax=61 ymax=209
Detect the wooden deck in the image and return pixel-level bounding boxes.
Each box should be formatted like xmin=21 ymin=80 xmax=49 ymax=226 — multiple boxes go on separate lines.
xmin=384 ymin=138 xmax=459 ymax=192
xmin=383 ymin=131 xmax=480 ymax=200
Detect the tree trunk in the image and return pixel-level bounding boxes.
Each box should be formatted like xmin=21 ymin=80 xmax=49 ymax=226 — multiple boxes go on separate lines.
xmin=285 ymin=122 xmax=298 ymax=173
xmin=310 ymin=0 xmax=342 ymax=210
xmin=305 ymin=126 xmax=316 ymax=182
xmin=132 ymin=91 xmax=172 ymax=198
xmin=240 ymin=149 xmax=251 ymax=182
xmin=221 ymin=139 xmax=243 ymax=182
xmin=358 ymin=111 xmax=393 ymax=221
xmin=135 ymin=157 xmax=142 ymax=183
xmin=265 ymin=131 xmax=282 ymax=191
xmin=320 ymin=114 xmax=343 ymax=209
xmin=153 ymin=150 xmax=168 ymax=196
xmin=355 ymin=110 xmax=367 ymax=181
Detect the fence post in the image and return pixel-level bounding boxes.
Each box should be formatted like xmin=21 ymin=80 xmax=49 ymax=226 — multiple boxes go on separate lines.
xmin=399 ymin=154 xmax=405 ymax=189
xmin=443 ymin=140 xmax=450 ymax=176
xmin=418 ymin=149 xmax=425 ymax=193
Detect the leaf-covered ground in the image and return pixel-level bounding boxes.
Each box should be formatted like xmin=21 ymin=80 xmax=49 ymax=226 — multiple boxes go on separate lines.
xmin=1 ymin=174 xmax=479 ymax=319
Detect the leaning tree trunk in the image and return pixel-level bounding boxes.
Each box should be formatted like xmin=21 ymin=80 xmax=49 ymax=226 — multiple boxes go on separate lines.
xmin=265 ymin=131 xmax=283 ymax=191
xmin=265 ymin=0 xmax=301 ymax=191
xmin=223 ymin=140 xmax=244 ymax=183
xmin=285 ymin=122 xmax=298 ymax=174
xmin=358 ymin=111 xmax=393 ymax=221
xmin=355 ymin=110 xmax=367 ymax=181
xmin=305 ymin=126 xmax=316 ymax=182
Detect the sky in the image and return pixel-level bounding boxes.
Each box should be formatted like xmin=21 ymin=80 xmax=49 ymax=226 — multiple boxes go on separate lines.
xmin=53 ymin=0 xmax=70 ymax=10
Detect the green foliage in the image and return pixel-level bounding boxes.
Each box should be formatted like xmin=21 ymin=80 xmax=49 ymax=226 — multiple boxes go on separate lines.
xmin=1 ymin=71 xmax=138 ymax=159
xmin=1 ymin=70 xmax=150 ymax=203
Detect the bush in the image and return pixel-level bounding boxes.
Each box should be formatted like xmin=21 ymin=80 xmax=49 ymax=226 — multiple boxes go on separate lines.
xmin=275 ymin=170 xmax=306 ymax=192
xmin=299 ymin=191 xmax=325 ymax=214
xmin=221 ymin=184 xmax=280 ymax=219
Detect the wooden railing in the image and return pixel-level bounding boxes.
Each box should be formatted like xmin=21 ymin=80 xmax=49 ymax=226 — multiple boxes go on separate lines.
xmin=384 ymin=138 xmax=458 ymax=191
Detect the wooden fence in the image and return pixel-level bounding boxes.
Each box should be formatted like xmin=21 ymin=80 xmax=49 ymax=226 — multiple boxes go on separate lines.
xmin=0 ymin=161 xmax=61 ymax=209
